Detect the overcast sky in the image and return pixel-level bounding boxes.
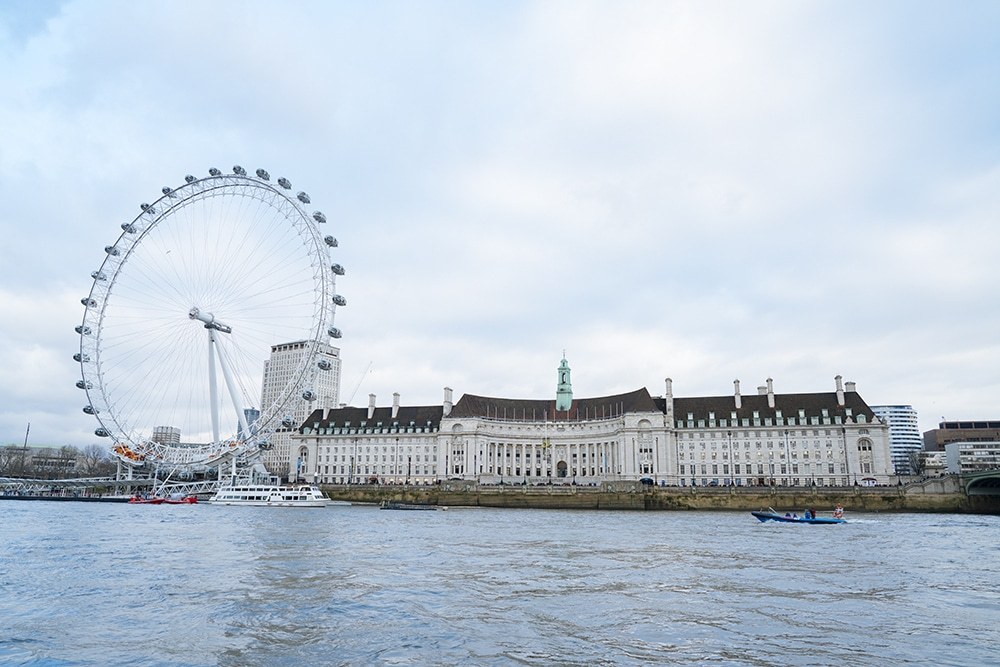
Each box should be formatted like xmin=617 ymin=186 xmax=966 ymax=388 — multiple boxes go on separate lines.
xmin=2 ymin=0 xmax=998 ymax=449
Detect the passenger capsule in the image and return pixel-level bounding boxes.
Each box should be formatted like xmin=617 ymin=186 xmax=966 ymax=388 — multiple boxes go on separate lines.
xmin=81 ymin=298 xmax=97 ymax=307
xmin=332 ymin=294 xmax=347 ymax=306
xmin=76 ymin=380 xmax=92 ymax=389
xmin=324 ymin=236 xmax=338 ymax=248
xmin=233 ymin=165 xmax=247 ymax=175
xmin=75 ymin=325 xmax=91 ymax=335
xmin=255 ymin=168 xmax=270 ymax=180
xmin=313 ymin=211 xmax=326 ymax=224
xmin=209 ymin=167 xmax=222 ymax=176
xmin=83 ymin=405 xmax=99 ymax=415
xmin=281 ymin=416 xmax=295 ymax=428
xmin=302 ymin=390 xmax=316 ymax=401
xmin=121 ymin=223 xmax=136 ymax=233
xmin=105 ymin=246 xmax=119 ymax=256
xmin=73 ymin=352 xmax=90 ymax=363
xmin=330 ymin=263 xmax=345 ymax=275
xmin=91 ymin=271 xmax=106 ymax=281
xmin=184 ymin=174 xmax=196 ymax=183
xmin=277 ymin=177 xmax=291 ymax=189
xmin=95 ymin=428 xmax=110 ymax=437
xmin=297 ymin=191 xmax=311 ymax=204
xmin=328 ymin=327 xmax=342 ymax=339
xmin=318 ymin=359 xmax=332 ymax=370
xmin=161 ymin=186 xmax=173 ymax=196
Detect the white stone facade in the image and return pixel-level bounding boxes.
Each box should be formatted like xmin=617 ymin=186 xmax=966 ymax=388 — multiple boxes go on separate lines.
xmin=292 ymin=376 xmax=894 ymax=488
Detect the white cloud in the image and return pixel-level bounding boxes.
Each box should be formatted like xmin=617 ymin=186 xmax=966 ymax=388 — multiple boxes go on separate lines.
xmin=1 ymin=1 xmax=999 ymax=447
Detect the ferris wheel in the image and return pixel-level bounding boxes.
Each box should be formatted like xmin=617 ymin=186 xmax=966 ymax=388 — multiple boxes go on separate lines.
xmin=74 ymin=165 xmax=344 ymax=471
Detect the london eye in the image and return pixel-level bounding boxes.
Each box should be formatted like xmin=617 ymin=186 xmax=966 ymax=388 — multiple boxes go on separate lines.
xmin=74 ymin=166 xmax=344 ymax=477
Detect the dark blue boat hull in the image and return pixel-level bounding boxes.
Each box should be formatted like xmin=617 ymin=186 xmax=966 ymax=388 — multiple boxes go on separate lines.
xmin=751 ymin=511 xmax=845 ymax=524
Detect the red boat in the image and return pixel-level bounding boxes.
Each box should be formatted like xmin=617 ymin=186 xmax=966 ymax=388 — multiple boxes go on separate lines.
xmin=128 ymin=496 xmax=164 ymax=504
xmin=163 ymin=496 xmax=198 ymax=504
xmin=128 ymin=495 xmax=198 ymax=505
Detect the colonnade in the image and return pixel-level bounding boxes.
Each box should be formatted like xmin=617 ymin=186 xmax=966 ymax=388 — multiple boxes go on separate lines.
xmin=477 ymin=441 xmax=621 ymax=480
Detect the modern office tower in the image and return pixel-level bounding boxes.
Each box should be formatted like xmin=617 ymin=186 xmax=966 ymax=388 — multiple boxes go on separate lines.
xmin=259 ymin=340 xmax=341 ymax=479
xmin=238 ymin=408 xmax=260 ymax=440
xmin=923 ymin=420 xmax=1000 ymax=450
xmin=151 ymin=426 xmax=181 ymax=445
xmin=871 ymin=405 xmax=923 ymax=475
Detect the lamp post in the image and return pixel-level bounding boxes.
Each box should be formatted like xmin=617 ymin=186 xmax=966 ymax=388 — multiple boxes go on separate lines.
xmin=407 ymin=455 xmax=411 ymax=485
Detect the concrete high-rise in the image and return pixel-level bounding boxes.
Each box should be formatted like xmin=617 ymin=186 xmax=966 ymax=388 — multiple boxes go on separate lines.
xmin=871 ymin=405 xmax=922 ymax=475
xmin=259 ymin=340 xmax=341 ymax=479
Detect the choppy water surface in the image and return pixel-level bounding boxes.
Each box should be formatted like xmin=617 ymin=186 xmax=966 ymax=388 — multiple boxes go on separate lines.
xmin=1 ymin=502 xmax=997 ymax=666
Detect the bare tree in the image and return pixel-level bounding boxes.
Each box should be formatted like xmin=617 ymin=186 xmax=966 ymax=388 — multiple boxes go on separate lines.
xmin=80 ymin=444 xmax=115 ymax=476
xmin=0 ymin=445 xmax=31 ymax=477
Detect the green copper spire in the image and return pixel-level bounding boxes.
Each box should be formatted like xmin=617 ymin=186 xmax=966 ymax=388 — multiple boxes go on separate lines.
xmin=555 ymin=353 xmax=573 ymax=411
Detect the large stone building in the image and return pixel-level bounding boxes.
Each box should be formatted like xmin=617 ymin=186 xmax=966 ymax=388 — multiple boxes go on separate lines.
xmin=923 ymin=420 xmax=1000 ymax=450
xmin=292 ymin=359 xmax=894 ymax=487
xmin=922 ymin=420 xmax=1000 ymax=475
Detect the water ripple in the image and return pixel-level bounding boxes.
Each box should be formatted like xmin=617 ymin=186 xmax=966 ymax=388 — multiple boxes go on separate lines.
xmin=1 ymin=504 xmax=998 ymax=665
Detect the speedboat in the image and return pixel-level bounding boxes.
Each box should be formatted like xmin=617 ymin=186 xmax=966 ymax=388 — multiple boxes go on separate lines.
xmin=379 ymin=500 xmax=442 ymax=510
xmin=207 ymin=485 xmax=328 ymax=507
xmin=751 ymin=510 xmax=845 ymax=524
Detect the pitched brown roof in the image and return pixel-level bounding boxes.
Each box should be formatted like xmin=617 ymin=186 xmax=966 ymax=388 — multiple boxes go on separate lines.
xmin=299 ymin=387 xmax=877 ymax=431
xmin=449 ymin=387 xmax=659 ymax=421
xmin=658 ymin=391 xmax=876 ymax=424
xmin=300 ymin=405 xmax=444 ymax=432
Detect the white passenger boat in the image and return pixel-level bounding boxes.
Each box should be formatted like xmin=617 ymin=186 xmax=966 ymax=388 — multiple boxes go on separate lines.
xmin=207 ymin=484 xmax=328 ymax=507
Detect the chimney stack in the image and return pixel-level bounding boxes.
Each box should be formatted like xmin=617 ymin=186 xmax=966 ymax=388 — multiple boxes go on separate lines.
xmin=443 ymin=387 xmax=454 ymax=417
xmin=367 ymin=393 xmax=376 ymax=420
xmin=835 ymin=375 xmax=845 ymax=407
xmin=734 ymin=379 xmax=742 ymax=410
xmin=392 ymin=392 xmax=400 ymax=419
xmin=766 ymin=378 xmax=775 ymax=409
xmin=664 ymin=378 xmax=674 ymax=421
xmin=845 ymin=381 xmax=856 ymax=393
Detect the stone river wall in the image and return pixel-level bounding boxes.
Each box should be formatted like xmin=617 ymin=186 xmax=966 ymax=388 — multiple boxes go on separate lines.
xmin=323 ymin=475 xmax=992 ymax=513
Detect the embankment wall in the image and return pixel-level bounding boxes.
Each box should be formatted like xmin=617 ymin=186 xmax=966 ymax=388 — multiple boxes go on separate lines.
xmin=323 ymin=476 xmax=988 ymax=513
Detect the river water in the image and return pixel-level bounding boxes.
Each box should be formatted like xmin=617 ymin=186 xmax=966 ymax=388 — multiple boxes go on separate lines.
xmin=0 ymin=501 xmax=997 ymax=666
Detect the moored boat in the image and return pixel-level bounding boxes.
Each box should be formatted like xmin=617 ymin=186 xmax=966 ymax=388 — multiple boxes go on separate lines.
xmin=207 ymin=484 xmax=328 ymax=507
xmin=162 ymin=495 xmax=198 ymax=504
xmin=128 ymin=494 xmax=198 ymax=505
xmin=128 ymin=496 xmax=165 ymax=505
